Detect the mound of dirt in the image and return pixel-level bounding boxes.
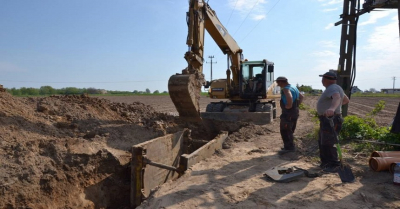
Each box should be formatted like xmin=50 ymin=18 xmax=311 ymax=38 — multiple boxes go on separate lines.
xmin=0 ymin=92 xmax=181 ymax=208
xmin=222 ymin=124 xmax=274 ymax=148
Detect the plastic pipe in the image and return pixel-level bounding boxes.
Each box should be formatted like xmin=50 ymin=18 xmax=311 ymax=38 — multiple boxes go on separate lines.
xmin=370 ymin=151 xmax=400 ymax=158
xmin=369 ymin=157 xmax=400 ymax=172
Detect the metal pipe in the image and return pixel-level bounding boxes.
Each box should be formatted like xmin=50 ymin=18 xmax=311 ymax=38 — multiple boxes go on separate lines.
xmin=143 ymin=157 xmax=182 ymax=172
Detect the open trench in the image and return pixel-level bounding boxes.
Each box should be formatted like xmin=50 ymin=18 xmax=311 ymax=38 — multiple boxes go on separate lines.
xmin=0 ymin=93 xmax=252 ymax=208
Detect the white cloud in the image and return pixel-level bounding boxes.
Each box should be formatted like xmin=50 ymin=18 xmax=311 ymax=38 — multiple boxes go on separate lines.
xmin=322 ymin=8 xmax=338 ymax=12
xmin=354 ymin=16 xmax=400 ymax=89
xmin=322 ymin=0 xmax=342 ymax=6
xmin=311 ymin=50 xmax=337 ymax=57
xmin=363 ymin=16 xmax=399 ymax=54
xmin=325 ymin=23 xmax=334 ymax=30
xmin=228 ymin=0 xmax=268 ymax=20
xmin=252 ymin=14 xmax=266 ymax=20
xmin=318 ymin=40 xmax=338 ymax=48
xmin=359 ymin=10 xmax=396 ymax=26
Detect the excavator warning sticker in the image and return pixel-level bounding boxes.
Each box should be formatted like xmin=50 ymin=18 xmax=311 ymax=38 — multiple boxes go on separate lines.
xmin=212 ymin=88 xmax=224 ymax=92
xmin=216 ymin=24 xmax=227 ymax=36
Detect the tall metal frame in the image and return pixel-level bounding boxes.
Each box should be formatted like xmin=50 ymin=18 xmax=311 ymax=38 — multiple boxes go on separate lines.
xmin=335 ymin=0 xmax=400 ymax=116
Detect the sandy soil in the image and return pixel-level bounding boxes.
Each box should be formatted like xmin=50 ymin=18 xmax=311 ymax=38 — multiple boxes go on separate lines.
xmin=0 ymin=93 xmax=399 ymax=209
xmin=129 ymin=95 xmax=400 ymax=209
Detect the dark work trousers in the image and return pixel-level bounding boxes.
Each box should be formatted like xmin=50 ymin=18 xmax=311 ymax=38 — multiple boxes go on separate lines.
xmin=280 ymin=99 xmax=299 ymax=150
xmin=318 ymin=115 xmax=343 ymax=167
xmin=280 ymin=113 xmax=298 ymax=150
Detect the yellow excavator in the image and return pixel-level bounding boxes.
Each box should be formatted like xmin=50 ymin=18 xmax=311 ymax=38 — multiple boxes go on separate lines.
xmin=168 ymin=0 xmax=280 ymax=126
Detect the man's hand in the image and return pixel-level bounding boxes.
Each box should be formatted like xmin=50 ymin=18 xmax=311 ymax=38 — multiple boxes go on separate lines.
xmin=298 ymin=92 xmax=304 ymax=105
xmin=343 ymin=94 xmax=350 ymax=105
xmin=325 ymin=93 xmax=341 ymax=116
xmin=325 ymin=108 xmax=336 ymax=117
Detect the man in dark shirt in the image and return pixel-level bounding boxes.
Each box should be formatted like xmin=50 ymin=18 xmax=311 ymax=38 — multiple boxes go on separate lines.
xmin=317 ymin=71 xmax=349 ymax=172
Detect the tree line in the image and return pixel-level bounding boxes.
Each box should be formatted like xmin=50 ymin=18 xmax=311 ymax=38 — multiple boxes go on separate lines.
xmin=6 ymin=84 xmax=314 ymax=96
xmin=296 ymin=84 xmax=316 ymax=93
xmin=6 ymin=86 xmax=168 ymax=96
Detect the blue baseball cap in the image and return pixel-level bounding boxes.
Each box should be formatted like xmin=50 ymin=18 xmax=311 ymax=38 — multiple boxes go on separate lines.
xmin=319 ymin=72 xmax=337 ymax=80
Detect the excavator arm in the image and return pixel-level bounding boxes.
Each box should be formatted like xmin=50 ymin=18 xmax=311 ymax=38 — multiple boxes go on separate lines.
xmin=168 ymin=0 xmax=243 ymax=122
xmin=202 ymin=2 xmax=243 ymax=87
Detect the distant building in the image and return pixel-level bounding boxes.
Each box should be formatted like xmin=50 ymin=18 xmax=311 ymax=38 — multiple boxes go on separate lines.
xmin=99 ymin=89 xmax=108 ymax=94
xmin=351 ymin=86 xmax=362 ymax=94
xmin=381 ymin=88 xmax=400 ymax=94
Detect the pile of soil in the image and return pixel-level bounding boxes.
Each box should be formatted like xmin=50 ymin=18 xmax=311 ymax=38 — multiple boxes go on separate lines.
xmin=0 ymin=92 xmax=180 ymax=208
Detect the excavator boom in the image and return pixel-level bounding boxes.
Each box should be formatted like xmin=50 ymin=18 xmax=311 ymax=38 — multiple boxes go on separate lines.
xmin=168 ymin=0 xmax=243 ymax=122
xmin=169 ymin=0 xmax=278 ymax=127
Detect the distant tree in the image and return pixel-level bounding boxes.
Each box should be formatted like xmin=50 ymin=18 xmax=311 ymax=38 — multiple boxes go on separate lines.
xmin=153 ymin=90 xmax=159 ymax=94
xmin=369 ymin=88 xmax=377 ymax=93
xmin=86 ymin=87 xmax=100 ymax=94
xmin=162 ymin=91 xmax=168 ymax=94
xmin=133 ymin=90 xmax=139 ymax=94
xmin=20 ymin=87 xmax=28 ymax=95
xmin=19 ymin=87 xmax=39 ymax=95
xmin=10 ymin=88 xmax=21 ymax=96
xmin=26 ymin=88 xmax=40 ymax=95
xmin=297 ymin=84 xmax=313 ymax=93
xmin=39 ymin=86 xmax=56 ymax=95
xmin=145 ymin=88 xmax=151 ymax=94
xmin=64 ymin=87 xmax=80 ymax=95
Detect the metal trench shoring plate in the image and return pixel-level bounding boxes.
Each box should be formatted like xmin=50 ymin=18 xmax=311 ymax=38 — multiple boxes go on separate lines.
xmin=263 ymin=166 xmax=305 ymax=183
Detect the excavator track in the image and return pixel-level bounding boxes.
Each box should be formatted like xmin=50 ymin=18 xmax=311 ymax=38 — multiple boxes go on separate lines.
xmin=168 ymin=74 xmax=202 ymax=122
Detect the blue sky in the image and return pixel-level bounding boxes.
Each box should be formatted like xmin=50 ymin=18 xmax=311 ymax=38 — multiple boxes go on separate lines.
xmin=0 ymin=0 xmax=398 ymax=92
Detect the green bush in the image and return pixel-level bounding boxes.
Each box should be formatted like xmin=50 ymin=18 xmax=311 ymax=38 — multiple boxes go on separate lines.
xmin=340 ymin=100 xmax=400 ymax=151
xmin=340 ymin=115 xmax=376 ymax=140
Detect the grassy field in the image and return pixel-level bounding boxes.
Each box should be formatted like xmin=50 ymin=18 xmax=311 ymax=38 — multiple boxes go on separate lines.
xmin=351 ymin=92 xmax=400 ymax=97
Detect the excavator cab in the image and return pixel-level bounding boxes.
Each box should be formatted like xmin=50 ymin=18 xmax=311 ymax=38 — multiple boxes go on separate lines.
xmin=239 ymin=60 xmax=274 ymax=99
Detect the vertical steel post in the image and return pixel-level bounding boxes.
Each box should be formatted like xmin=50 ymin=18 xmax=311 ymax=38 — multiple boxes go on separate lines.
xmin=131 ymin=147 xmax=144 ymax=208
xmin=337 ymin=0 xmax=357 ymax=117
xmin=398 ymin=1 xmax=400 ymax=40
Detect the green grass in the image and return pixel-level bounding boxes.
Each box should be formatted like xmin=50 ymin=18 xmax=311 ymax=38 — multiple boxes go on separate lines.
xmin=351 ymin=92 xmax=400 ymax=97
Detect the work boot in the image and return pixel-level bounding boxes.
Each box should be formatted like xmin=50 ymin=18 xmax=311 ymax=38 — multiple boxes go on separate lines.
xmin=322 ymin=165 xmax=339 ymax=173
xmin=319 ymin=162 xmax=328 ymax=169
xmin=278 ymin=148 xmax=295 ymax=155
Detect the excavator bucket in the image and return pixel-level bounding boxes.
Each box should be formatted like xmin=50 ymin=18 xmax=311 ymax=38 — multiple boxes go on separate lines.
xmin=168 ymin=74 xmax=202 ymax=122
